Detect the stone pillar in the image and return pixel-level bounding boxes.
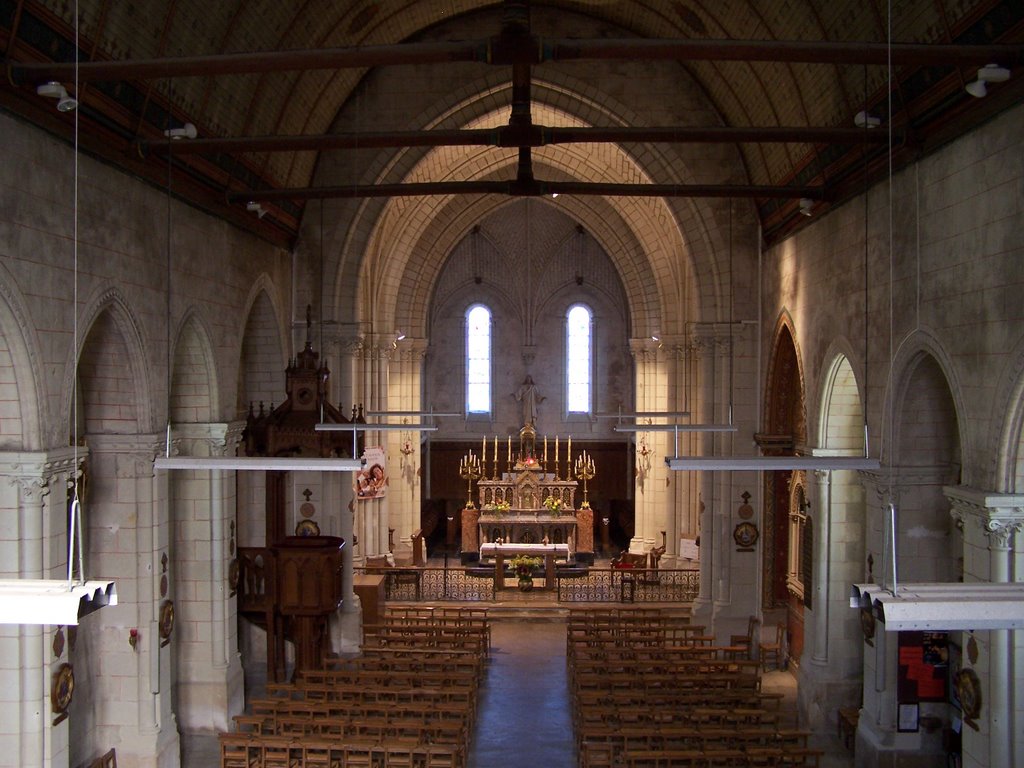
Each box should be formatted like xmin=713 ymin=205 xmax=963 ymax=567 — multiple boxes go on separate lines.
xmin=628 ymin=338 xmax=665 ymax=556
xmin=83 ymin=434 xmax=179 ymax=768
xmin=387 ymin=338 xmax=428 ymax=563
xmin=169 ymin=422 xmax=245 ymax=735
xmin=0 ymin=449 xmax=79 ymax=768
xmin=811 ymin=468 xmax=831 ymax=665
xmin=946 ymin=487 xmax=1024 ymax=768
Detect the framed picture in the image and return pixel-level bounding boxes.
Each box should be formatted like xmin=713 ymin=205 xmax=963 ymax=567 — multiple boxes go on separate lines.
xmin=898 ymin=702 xmax=920 ymax=733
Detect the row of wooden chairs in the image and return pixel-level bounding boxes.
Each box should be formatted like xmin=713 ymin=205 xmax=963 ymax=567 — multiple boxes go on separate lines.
xmin=569 ymin=609 xmax=819 ymax=768
xmin=221 ymin=733 xmax=462 ymax=768
xmin=220 ymin=614 xmax=488 ymax=768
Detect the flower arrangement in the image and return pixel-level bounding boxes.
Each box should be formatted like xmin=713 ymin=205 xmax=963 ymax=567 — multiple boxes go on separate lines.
xmin=508 ymin=555 xmax=542 ymax=578
xmin=543 ymin=496 xmax=563 ymax=514
xmin=494 ymin=500 xmax=511 ymax=513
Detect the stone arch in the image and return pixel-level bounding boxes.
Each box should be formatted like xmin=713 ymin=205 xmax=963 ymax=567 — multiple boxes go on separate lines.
xmin=762 ymin=314 xmax=808 ymax=622
xmin=171 ymin=310 xmax=219 ymax=423
xmin=237 ymin=276 xmax=289 ymax=419
xmin=885 ymin=331 xmax=964 ymax=583
xmin=818 ymin=346 xmax=866 ymax=454
xmin=884 ymin=328 xmax=968 ymax=483
xmin=991 ymin=332 xmax=1024 ymax=493
xmin=0 ymin=263 xmax=45 ymax=449
xmin=70 ymin=287 xmax=153 ymax=437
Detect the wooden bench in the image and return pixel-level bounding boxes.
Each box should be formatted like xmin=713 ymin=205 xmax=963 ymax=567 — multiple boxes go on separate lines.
xmin=838 ymin=706 xmax=859 ymax=752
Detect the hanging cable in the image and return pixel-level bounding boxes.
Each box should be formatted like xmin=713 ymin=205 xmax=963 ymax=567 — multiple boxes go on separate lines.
xmin=68 ymin=0 xmax=83 ymax=588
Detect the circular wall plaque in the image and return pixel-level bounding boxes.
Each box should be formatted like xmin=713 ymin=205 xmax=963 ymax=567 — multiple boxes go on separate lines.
xmin=299 ymin=502 xmax=316 ymax=518
xmin=159 ymin=600 xmax=175 ymax=643
xmin=954 ymin=668 xmax=982 ymax=721
xmin=733 ymin=521 xmax=759 ymax=549
xmin=51 ymin=663 xmax=74 ymax=714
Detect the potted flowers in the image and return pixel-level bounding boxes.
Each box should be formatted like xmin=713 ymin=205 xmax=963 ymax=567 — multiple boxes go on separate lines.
xmin=543 ymin=495 xmax=563 ymax=516
xmin=494 ymin=500 xmax=510 ymax=515
xmin=508 ymin=554 xmax=542 ymax=591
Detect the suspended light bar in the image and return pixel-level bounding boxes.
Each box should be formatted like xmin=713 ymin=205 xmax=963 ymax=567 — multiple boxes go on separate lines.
xmin=614 ymin=424 xmax=738 ymax=433
xmin=365 ymin=410 xmax=462 ymax=417
xmin=0 ymin=579 xmax=117 ymax=625
xmin=594 ymin=411 xmax=691 ymax=419
xmin=665 ymin=455 xmax=880 ymax=470
xmin=314 ymin=423 xmax=439 ymax=432
xmin=851 ymin=582 xmax=1024 ymax=631
xmin=154 ymin=456 xmax=362 ymax=471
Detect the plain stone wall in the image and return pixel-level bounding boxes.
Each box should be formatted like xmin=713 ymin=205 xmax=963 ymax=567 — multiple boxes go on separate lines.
xmin=0 ymin=110 xmax=291 ymax=768
xmin=766 ymin=103 xmax=1024 ymax=765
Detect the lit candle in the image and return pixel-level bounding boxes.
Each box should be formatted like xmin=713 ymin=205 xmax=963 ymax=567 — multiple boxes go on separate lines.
xmin=544 ymin=436 xmax=548 ymax=465
xmin=568 ymin=436 xmax=572 ymax=465
xmin=508 ymin=436 xmax=512 ymax=465
xmin=494 ymin=436 xmax=498 ymax=464
xmin=555 ymin=436 xmax=559 ymax=469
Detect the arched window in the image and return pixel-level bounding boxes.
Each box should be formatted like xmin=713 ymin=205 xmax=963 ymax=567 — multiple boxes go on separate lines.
xmin=566 ymin=304 xmax=592 ymax=413
xmin=466 ymin=304 xmax=492 ymax=414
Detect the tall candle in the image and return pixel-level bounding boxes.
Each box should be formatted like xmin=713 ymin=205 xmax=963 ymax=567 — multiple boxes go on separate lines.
xmin=544 ymin=436 xmax=548 ymax=465
xmin=508 ymin=436 xmax=512 ymax=464
xmin=568 ymin=436 xmax=572 ymax=465
xmin=555 ymin=436 xmax=559 ymax=467
xmin=482 ymin=437 xmax=486 ymax=464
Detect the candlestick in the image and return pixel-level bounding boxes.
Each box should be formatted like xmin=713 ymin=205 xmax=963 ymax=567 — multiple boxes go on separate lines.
xmin=482 ymin=437 xmax=486 ymax=465
xmin=568 ymin=436 xmax=572 ymax=476
xmin=494 ymin=436 xmax=499 ymax=479
xmin=555 ymin=436 xmax=559 ymax=473
xmin=508 ymin=436 xmax=512 ymax=466
xmin=544 ymin=436 xmax=548 ymax=467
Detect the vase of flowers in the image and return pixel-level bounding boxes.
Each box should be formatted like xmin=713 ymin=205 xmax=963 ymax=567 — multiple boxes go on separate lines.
xmin=509 ymin=554 xmax=542 ymax=591
xmin=494 ymin=500 xmax=510 ymax=516
xmin=543 ymin=496 xmax=563 ymax=516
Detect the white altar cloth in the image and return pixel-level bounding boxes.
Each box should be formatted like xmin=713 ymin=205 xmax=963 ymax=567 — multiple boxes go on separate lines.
xmin=479 ymin=543 xmax=570 ymax=559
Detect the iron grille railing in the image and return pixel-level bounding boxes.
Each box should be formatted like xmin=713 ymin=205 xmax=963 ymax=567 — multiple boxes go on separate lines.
xmin=355 ymin=565 xmax=699 ymax=604
xmin=557 ymin=567 xmax=700 ymax=603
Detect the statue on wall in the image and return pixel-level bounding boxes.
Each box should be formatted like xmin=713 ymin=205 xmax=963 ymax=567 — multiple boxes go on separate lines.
xmin=514 ymin=375 xmax=545 ymax=426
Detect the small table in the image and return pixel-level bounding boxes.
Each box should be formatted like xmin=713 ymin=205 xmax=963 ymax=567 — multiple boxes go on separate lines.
xmin=480 ymin=543 xmax=570 ymax=591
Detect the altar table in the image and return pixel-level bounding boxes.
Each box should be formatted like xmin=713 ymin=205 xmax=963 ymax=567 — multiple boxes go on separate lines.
xmin=480 ymin=543 xmax=570 ymax=592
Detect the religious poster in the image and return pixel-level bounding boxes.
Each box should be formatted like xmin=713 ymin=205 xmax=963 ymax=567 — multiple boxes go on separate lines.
xmin=897 ymin=630 xmax=949 ymax=703
xmin=355 ymin=446 xmax=387 ymax=500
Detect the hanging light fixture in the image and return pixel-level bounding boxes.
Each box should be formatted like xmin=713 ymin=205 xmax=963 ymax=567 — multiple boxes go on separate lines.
xmin=964 ymin=63 xmax=1010 ymax=98
xmin=36 ymin=80 xmax=78 ymax=112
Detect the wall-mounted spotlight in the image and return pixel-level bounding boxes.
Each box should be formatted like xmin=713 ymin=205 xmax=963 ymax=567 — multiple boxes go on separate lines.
xmin=246 ymin=201 xmax=267 ymax=219
xmin=799 ymin=198 xmax=814 ymax=217
xmin=853 ymin=111 xmax=881 ymax=129
xmin=163 ymin=123 xmax=197 ymax=140
xmin=965 ymin=63 xmax=1010 ymax=98
xmin=36 ymin=81 xmax=78 ymax=112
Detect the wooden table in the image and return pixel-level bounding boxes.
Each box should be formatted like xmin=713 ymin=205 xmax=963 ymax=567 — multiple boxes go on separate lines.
xmin=479 ymin=543 xmax=570 ymax=591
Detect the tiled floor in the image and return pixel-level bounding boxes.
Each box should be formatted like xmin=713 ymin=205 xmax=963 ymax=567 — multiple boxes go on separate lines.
xmin=182 ymin=612 xmax=855 ymax=767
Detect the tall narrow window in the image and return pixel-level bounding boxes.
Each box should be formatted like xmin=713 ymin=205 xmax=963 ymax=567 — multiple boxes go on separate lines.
xmin=566 ymin=304 xmax=592 ymax=413
xmin=466 ymin=304 xmax=491 ymax=414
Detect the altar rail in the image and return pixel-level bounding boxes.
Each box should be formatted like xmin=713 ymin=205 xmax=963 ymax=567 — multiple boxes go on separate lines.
xmin=354 ymin=566 xmax=699 ymax=604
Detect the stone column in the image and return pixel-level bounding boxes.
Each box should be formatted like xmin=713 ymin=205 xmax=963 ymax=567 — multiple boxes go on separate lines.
xmin=387 ymin=338 xmax=428 ymax=563
xmin=811 ymin=468 xmax=831 ymax=665
xmin=15 ymin=474 xmax=47 ymax=768
xmin=628 ymin=338 xmax=665 ymax=556
xmin=946 ymin=487 xmax=1024 ymax=768
xmin=84 ymin=434 xmax=179 ymax=768
xmin=169 ymin=422 xmax=245 ymax=734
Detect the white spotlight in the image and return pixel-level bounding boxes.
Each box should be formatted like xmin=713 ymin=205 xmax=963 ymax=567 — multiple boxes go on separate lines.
xmin=36 ymin=81 xmax=78 ymax=112
xmin=163 ymin=123 xmax=197 ymax=140
xmin=966 ymin=63 xmax=1010 ymax=98
xmin=854 ymin=111 xmax=881 ymax=129
xmin=799 ymin=198 xmax=814 ymax=217
xmin=246 ymin=201 xmax=267 ymax=219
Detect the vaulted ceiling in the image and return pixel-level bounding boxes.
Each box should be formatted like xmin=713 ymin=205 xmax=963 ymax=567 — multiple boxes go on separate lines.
xmin=2 ymin=0 xmax=1022 ymax=248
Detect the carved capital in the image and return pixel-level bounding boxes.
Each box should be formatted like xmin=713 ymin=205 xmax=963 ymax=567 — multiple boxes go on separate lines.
xmin=9 ymin=475 xmax=49 ymax=504
xmin=984 ymin=518 xmax=1023 ymax=549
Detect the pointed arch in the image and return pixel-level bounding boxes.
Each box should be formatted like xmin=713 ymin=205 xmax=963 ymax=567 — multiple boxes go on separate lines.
xmin=69 ymin=287 xmax=154 ymax=436
xmin=0 ymin=263 xmax=45 ymax=449
xmin=171 ymin=310 xmax=219 ymax=423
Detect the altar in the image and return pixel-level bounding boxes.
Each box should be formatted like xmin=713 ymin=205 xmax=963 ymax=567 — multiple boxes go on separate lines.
xmin=458 ymin=422 xmax=597 ymax=565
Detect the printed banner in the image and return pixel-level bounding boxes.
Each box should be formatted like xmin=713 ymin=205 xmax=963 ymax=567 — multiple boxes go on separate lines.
xmin=355 ymin=446 xmax=387 ymax=500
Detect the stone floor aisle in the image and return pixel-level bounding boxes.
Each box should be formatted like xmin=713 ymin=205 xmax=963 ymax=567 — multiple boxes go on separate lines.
xmin=467 ymin=618 xmax=574 ymax=768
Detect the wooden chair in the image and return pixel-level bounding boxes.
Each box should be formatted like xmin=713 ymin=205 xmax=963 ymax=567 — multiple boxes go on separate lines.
xmin=759 ymin=621 xmax=786 ymax=670
xmin=729 ymin=615 xmax=759 ymax=659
